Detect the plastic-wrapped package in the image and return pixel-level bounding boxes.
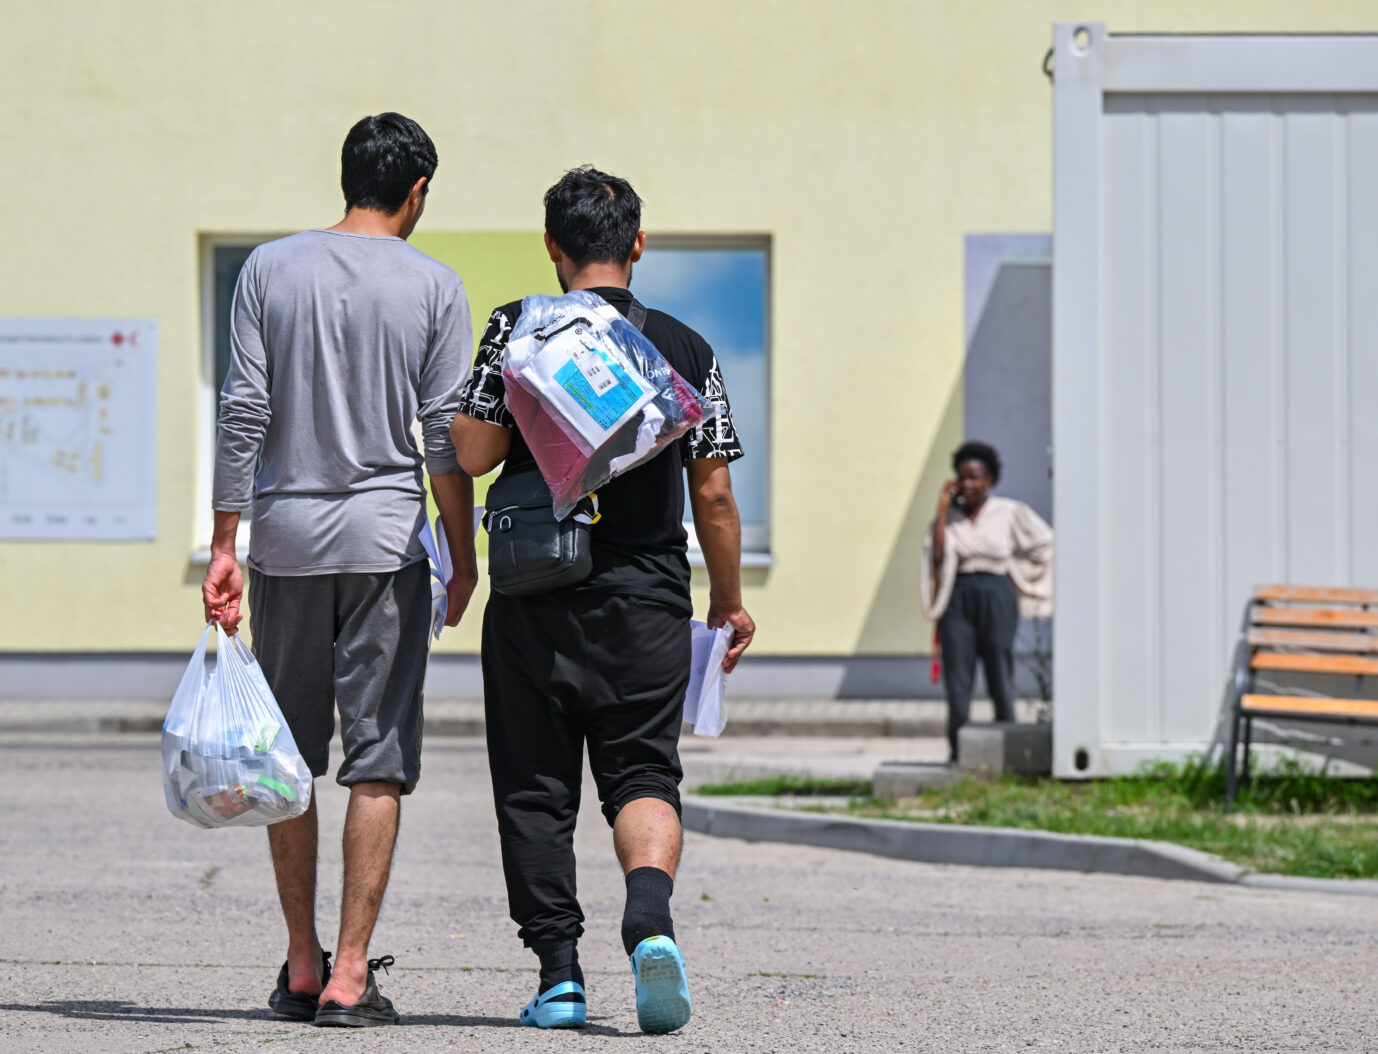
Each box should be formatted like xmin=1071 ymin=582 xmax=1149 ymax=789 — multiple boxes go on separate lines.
xmin=162 ymin=625 xmax=313 ymax=829
xmin=502 ymin=291 xmax=717 ymax=519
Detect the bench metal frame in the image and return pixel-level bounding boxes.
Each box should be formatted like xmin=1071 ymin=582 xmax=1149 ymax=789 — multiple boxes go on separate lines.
xmin=1225 ymin=586 xmax=1378 ymax=807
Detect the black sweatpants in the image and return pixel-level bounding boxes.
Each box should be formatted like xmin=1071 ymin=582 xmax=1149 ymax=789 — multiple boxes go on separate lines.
xmin=482 ymin=589 xmax=691 ymax=949
xmin=937 ymin=572 xmax=1019 ymax=758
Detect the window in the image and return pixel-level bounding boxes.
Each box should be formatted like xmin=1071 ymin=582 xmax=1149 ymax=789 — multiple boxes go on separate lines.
xmin=633 ymin=238 xmax=770 ymax=556
xmin=194 ymin=233 xmax=772 ymax=561
xmin=196 ymin=236 xmax=273 ymax=558
xmin=211 ymin=244 xmax=258 ymax=420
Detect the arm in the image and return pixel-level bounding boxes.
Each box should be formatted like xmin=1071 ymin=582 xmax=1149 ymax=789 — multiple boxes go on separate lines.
xmin=416 ymin=279 xmax=483 ymax=626
xmin=429 ymin=472 xmax=480 ymax=626
xmin=687 ymin=458 xmax=755 ymax=672
xmin=203 ymin=510 xmax=244 ymax=632
xmin=204 ymin=257 xmax=269 ymax=634
xmin=930 ymin=481 xmax=957 ymax=604
xmin=451 ymin=413 xmax=512 ymax=476
xmin=450 ymin=306 xmax=519 ymax=476
xmin=1011 ymin=502 xmax=1054 ymax=564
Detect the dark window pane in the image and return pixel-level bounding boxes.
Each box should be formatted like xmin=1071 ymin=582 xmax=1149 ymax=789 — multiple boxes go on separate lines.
xmin=213 ymin=245 xmax=256 ymax=415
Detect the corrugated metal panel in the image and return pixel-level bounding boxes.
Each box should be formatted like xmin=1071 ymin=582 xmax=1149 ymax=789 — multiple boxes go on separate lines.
xmin=1053 ymin=26 xmax=1378 ymax=775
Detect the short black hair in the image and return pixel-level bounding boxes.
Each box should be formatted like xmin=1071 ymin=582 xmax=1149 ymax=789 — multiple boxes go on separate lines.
xmin=341 ymin=113 xmax=437 ymax=214
xmin=953 ymin=441 xmax=1002 ymax=485
xmin=543 ymin=165 xmax=643 ymax=266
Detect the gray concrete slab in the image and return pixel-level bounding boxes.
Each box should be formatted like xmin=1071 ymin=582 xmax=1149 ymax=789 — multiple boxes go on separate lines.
xmin=5 ymin=733 xmax=1378 ymax=1053
xmin=873 ymin=760 xmax=960 ymax=796
xmin=958 ymin=721 xmax=1053 ymax=777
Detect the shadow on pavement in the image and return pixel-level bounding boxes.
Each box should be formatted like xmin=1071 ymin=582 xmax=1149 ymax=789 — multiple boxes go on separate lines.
xmin=0 ymin=1000 xmax=269 ymax=1024
xmin=0 ymin=1001 xmax=636 ymax=1035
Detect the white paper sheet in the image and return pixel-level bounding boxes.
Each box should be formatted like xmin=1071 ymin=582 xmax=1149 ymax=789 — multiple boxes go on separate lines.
xmin=417 ymin=516 xmax=453 ymax=640
xmin=683 ymin=621 xmax=733 ymax=737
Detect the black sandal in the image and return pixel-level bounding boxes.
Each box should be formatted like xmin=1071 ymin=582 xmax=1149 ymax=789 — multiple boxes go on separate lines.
xmin=313 ymin=955 xmax=400 ymax=1028
xmin=268 ymin=949 xmax=331 ymax=1021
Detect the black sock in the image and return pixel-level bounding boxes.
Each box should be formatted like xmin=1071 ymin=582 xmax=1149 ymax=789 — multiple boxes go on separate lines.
xmin=621 ymin=866 xmax=675 ymax=956
xmin=533 ymin=941 xmax=584 ymax=995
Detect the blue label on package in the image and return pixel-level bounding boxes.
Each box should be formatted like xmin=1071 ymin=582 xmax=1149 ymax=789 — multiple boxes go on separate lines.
xmin=554 ymin=348 xmax=642 ymax=431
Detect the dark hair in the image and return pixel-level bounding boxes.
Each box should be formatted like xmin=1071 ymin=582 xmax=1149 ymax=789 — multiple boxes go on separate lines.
xmin=341 ymin=113 xmax=437 ymax=214
xmin=543 ymin=165 xmax=643 ymax=265
xmin=953 ymin=441 xmax=1001 ymax=485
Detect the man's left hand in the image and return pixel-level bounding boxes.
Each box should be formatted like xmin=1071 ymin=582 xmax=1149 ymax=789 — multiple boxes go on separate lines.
xmin=708 ymin=604 xmax=755 ymax=674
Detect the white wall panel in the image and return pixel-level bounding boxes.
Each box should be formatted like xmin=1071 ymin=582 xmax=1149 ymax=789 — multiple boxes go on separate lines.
xmin=1053 ymin=25 xmax=1378 ymax=775
xmin=1219 ymin=101 xmax=1282 ymax=646
xmin=1282 ymin=103 xmax=1345 ymax=585
xmin=1156 ymin=99 xmax=1223 ymax=743
xmin=1100 ymin=96 xmax=1157 ymax=744
xmin=1348 ymin=107 xmax=1378 ymax=585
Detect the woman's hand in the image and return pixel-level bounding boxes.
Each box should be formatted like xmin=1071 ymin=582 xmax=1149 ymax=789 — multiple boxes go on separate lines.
xmin=938 ymin=479 xmax=960 ymax=511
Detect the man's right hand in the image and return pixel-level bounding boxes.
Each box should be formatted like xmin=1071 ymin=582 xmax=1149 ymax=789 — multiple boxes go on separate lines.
xmin=708 ymin=603 xmax=755 ymax=674
xmin=202 ymin=550 xmax=244 ymax=634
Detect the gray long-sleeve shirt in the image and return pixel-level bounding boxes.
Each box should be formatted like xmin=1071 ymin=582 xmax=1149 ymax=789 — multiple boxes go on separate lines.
xmin=212 ymin=229 xmax=472 ymax=575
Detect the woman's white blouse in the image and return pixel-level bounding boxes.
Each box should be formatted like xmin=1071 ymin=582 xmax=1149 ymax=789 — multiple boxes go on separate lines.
xmin=920 ymin=495 xmax=1054 ymax=622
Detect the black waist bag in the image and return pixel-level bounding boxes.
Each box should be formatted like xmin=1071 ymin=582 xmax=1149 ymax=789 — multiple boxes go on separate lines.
xmin=483 ymin=464 xmax=600 ymax=597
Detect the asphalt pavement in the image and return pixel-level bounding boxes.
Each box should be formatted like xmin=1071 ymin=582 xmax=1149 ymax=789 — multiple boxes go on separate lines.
xmin=4 ymin=732 xmax=1378 ymax=1053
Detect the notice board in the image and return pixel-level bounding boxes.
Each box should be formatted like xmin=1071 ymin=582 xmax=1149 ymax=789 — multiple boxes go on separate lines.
xmin=0 ymin=319 xmax=157 ymax=539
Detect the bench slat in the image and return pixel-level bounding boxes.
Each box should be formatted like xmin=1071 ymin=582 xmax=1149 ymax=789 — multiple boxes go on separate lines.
xmin=1241 ymin=694 xmax=1378 ymax=721
xmin=1255 ymin=585 xmax=1378 ymax=605
xmin=1250 ymin=652 xmax=1378 ymax=676
xmin=1246 ymin=628 xmax=1378 ymax=653
xmin=1252 ymin=608 xmax=1378 ymax=629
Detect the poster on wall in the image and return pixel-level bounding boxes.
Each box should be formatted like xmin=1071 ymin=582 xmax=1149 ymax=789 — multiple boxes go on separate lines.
xmin=0 ymin=319 xmax=158 ymax=540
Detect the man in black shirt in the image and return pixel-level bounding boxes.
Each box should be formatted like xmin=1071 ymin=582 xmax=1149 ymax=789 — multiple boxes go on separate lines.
xmin=451 ymin=166 xmax=754 ymax=1035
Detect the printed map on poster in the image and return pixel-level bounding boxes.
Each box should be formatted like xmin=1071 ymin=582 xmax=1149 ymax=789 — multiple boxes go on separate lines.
xmin=0 ymin=319 xmax=158 ymax=539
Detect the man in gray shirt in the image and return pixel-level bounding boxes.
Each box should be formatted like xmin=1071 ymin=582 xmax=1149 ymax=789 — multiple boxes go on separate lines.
xmin=203 ymin=112 xmax=477 ymax=1028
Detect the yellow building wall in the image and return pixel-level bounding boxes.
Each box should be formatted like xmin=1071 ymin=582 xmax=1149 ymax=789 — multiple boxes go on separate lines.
xmin=1 ymin=1 xmax=1375 ymax=656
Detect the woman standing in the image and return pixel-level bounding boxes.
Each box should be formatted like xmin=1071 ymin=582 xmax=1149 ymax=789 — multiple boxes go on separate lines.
xmin=921 ymin=441 xmax=1053 ymax=760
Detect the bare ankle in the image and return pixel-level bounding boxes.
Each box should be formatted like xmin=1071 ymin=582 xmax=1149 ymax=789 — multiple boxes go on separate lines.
xmin=285 ymin=941 xmax=326 ymax=995
xmin=287 ymin=935 xmax=321 ymax=962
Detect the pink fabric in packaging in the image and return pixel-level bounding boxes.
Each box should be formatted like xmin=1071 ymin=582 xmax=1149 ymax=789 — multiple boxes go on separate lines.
xmin=501 ymin=291 xmax=715 ymax=518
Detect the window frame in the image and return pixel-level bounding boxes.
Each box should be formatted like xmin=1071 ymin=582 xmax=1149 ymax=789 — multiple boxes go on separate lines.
xmin=639 ymin=233 xmax=773 ymax=564
xmin=193 ymin=233 xmax=281 ymax=563
xmin=192 ymin=231 xmax=774 ymax=567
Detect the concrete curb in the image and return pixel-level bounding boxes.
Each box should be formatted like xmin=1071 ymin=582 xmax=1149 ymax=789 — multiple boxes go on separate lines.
xmin=1239 ymin=873 xmax=1378 ymax=897
xmin=0 ymin=715 xmax=492 ymax=737
xmin=0 ymin=699 xmax=974 ymax=739
xmin=682 ymin=796 xmax=1378 ymax=896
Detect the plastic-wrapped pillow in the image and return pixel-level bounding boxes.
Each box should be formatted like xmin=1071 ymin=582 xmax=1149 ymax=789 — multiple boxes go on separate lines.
xmin=502 ymin=291 xmax=717 ymax=519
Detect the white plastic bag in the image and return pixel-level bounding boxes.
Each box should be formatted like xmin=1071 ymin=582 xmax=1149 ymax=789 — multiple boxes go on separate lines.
xmin=162 ymin=625 xmax=313 ymax=829
xmin=682 ymin=621 xmax=733 ymax=737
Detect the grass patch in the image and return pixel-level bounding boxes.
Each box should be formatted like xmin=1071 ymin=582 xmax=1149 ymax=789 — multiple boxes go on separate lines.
xmin=698 ymin=758 xmax=1378 ymax=880
xmin=694 ymin=774 xmax=873 ymax=798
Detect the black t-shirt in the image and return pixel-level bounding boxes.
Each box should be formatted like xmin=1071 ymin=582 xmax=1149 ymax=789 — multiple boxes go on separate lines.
xmin=456 ymin=285 xmax=744 ymax=614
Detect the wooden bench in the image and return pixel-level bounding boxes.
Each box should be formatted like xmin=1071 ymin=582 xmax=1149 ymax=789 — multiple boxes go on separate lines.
xmin=1225 ymin=585 xmax=1378 ymax=806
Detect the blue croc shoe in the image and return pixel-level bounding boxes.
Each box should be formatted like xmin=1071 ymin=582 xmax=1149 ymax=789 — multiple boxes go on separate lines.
xmin=629 ymin=936 xmax=692 ymax=1034
xmin=519 ymin=980 xmax=587 ymax=1029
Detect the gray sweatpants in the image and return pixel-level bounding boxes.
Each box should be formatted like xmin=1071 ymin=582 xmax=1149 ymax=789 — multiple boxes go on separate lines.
xmin=248 ymin=561 xmax=432 ymax=794
xmin=937 ymin=572 xmax=1019 ymax=759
